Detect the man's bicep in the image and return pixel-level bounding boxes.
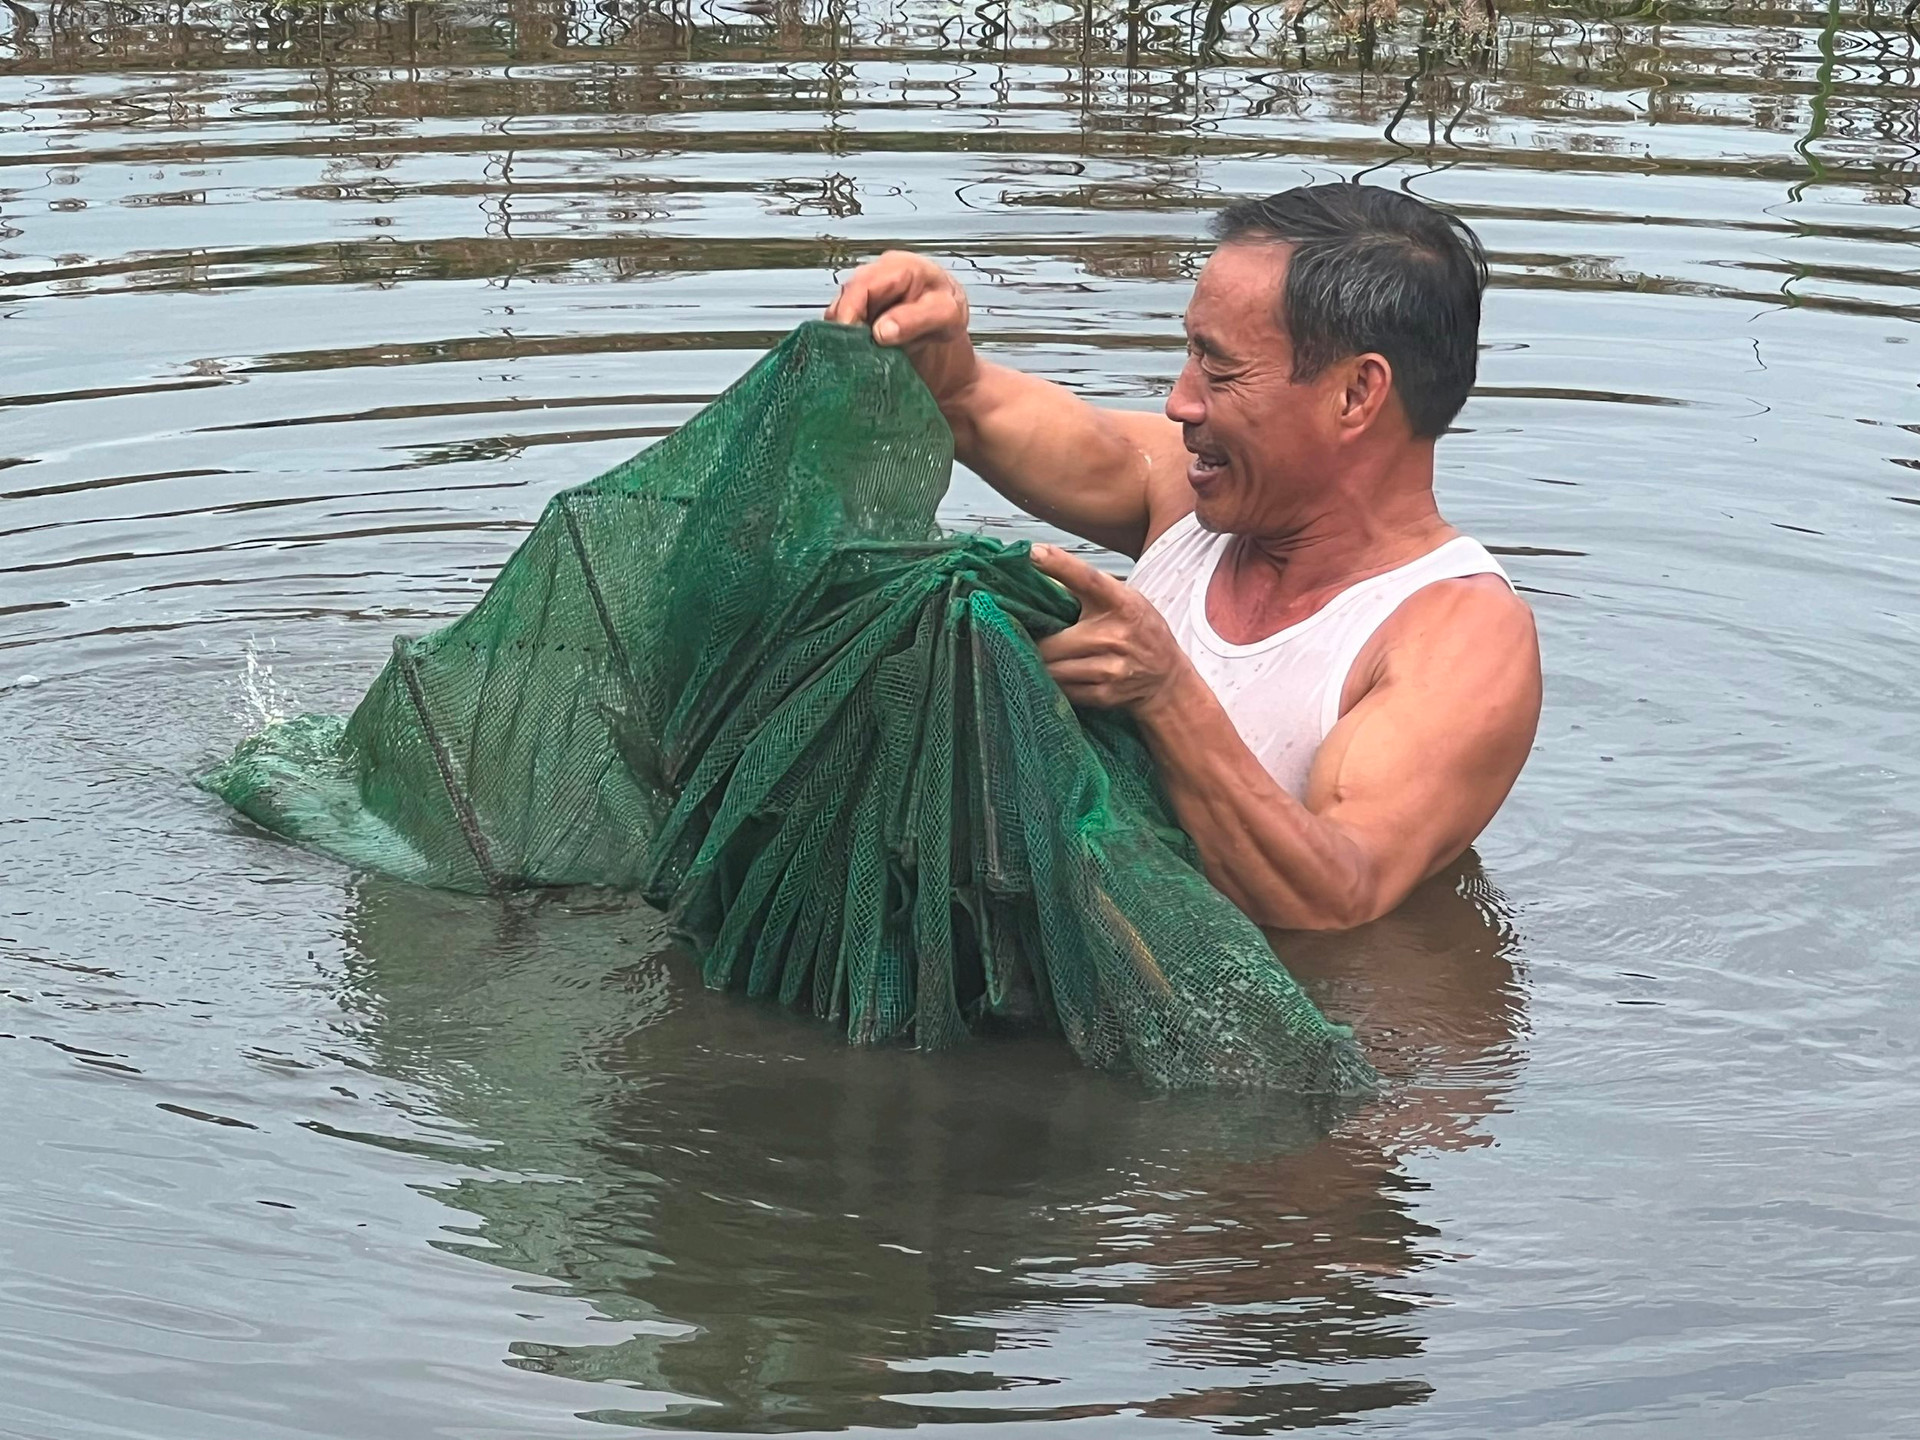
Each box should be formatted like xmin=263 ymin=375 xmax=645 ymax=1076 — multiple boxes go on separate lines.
xmin=971 ymin=384 xmax=1185 ymax=556
xmin=1304 ymin=592 xmax=1541 ymax=901
xmin=1049 ymin=406 xmax=1189 ymax=558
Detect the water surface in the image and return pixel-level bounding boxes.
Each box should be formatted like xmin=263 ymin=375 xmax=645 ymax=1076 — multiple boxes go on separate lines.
xmin=4 ymin=2 xmax=1920 ymax=1435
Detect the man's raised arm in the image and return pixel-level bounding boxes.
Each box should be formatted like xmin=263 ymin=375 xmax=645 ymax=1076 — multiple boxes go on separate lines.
xmin=826 ymin=252 xmax=1191 ymax=558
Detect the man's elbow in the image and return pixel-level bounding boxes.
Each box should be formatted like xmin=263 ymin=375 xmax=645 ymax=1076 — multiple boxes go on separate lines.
xmin=1246 ymin=880 xmax=1391 ymax=933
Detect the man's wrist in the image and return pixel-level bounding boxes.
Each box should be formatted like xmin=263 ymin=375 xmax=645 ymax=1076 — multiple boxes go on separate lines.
xmin=931 ymin=353 xmax=988 ymax=428
xmin=1131 ymin=660 xmax=1207 ymax=730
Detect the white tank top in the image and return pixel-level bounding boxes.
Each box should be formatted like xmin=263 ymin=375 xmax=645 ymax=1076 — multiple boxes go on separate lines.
xmin=1128 ymin=515 xmax=1512 ymax=799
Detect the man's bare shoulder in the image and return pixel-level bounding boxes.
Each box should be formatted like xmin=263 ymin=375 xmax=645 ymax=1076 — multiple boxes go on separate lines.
xmin=1306 ymin=567 xmax=1540 ymax=894
xmin=1393 ymin=570 xmax=1535 ymax=636
xmin=1345 ymin=572 xmax=1540 ymax=720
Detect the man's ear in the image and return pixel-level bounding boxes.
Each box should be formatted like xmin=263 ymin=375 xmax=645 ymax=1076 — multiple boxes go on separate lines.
xmin=1338 ymin=353 xmax=1395 ymax=433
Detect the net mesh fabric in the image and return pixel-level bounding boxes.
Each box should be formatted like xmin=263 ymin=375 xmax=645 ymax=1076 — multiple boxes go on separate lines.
xmin=201 ymin=323 xmax=1375 ymax=1092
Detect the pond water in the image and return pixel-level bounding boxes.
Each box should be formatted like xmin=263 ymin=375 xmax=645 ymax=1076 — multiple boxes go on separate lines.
xmin=4 ymin=2 xmax=1919 ymax=1434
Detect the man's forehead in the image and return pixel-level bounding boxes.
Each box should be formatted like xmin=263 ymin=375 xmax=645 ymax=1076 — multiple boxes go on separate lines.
xmin=1186 ymin=242 xmax=1288 ymax=343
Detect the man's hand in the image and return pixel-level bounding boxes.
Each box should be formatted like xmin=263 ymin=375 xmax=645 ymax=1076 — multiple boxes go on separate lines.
xmin=1029 ymin=544 xmax=1194 ymax=718
xmin=824 ymin=252 xmax=980 ymax=414
xmin=823 ymin=253 xmax=1190 ymax=557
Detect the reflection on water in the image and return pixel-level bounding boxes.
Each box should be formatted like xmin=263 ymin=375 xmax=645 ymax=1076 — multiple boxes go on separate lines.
xmin=4 ymin=0 xmax=1920 ymax=1434
xmin=335 ymin=863 xmax=1522 ymax=1430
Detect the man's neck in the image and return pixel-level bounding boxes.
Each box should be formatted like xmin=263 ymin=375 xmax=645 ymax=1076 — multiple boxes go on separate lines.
xmin=1208 ymin=466 xmax=1454 ymax=644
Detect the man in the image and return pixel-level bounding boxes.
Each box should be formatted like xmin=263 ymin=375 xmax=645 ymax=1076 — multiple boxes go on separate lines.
xmin=825 ymin=183 xmax=1541 ymax=932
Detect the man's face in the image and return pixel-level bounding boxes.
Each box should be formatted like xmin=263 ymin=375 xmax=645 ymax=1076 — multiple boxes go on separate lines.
xmin=1166 ymin=242 xmax=1351 ymax=538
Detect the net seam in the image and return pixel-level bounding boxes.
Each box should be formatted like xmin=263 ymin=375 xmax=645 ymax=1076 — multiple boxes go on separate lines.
xmin=558 ymin=494 xmax=651 ymax=741
xmin=394 ymin=644 xmax=503 ymax=891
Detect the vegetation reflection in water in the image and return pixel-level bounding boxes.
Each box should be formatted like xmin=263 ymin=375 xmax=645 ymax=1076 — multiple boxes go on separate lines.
xmin=332 ymin=864 xmax=1523 ymax=1429
xmin=3 ymin=0 xmax=1916 ymax=318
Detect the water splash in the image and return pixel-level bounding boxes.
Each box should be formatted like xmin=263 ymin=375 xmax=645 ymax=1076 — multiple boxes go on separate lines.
xmin=233 ymin=637 xmax=297 ymax=731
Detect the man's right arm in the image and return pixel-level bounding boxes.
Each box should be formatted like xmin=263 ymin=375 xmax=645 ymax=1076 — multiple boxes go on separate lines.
xmin=825 ymin=252 xmax=1191 ymax=558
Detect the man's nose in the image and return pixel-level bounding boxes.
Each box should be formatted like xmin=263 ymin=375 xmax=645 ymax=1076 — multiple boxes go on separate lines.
xmin=1165 ymin=362 xmax=1206 ymax=425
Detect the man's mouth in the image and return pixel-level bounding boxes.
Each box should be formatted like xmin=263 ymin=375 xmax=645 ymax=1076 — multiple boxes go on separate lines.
xmin=1186 ymin=441 xmax=1229 ymax=487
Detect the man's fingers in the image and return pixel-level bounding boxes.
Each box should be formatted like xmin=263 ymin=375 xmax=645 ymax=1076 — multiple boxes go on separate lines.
xmin=1033 ymin=626 xmax=1098 ymax=663
xmin=1041 ymin=656 xmax=1114 ymax=687
xmin=822 ymin=265 xmax=874 ymax=324
xmin=825 ymin=265 xmax=907 ymax=326
xmin=824 ymin=253 xmax=947 ymax=332
xmin=869 ymin=288 xmax=960 ymax=347
xmin=1041 ymin=656 xmax=1124 ymax=708
xmin=1030 ymin=543 xmax=1130 ymax=611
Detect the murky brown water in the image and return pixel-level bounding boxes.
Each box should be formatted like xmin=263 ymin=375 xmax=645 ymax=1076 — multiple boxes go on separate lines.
xmin=4 ymin=2 xmax=1920 ymax=1434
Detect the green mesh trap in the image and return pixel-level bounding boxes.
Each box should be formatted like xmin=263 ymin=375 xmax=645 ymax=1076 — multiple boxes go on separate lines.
xmin=200 ymin=322 xmax=1373 ymax=1092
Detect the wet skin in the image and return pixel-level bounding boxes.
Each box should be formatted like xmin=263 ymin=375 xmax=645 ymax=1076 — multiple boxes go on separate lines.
xmin=827 ymin=243 xmax=1543 ymax=929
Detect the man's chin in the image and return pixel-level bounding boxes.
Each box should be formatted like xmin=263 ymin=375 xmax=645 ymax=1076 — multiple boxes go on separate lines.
xmin=1191 ymin=493 xmax=1234 ymax=535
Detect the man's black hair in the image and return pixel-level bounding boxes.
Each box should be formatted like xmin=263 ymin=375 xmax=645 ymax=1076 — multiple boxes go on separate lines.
xmin=1210 ymin=184 xmax=1488 ymax=438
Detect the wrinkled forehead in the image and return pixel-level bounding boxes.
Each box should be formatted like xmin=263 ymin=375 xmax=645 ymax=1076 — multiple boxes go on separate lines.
xmin=1186 ymin=240 xmax=1291 ymax=350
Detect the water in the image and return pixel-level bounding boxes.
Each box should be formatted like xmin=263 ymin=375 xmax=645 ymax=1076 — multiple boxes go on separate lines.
xmin=3 ymin=1 xmax=1919 ymax=1433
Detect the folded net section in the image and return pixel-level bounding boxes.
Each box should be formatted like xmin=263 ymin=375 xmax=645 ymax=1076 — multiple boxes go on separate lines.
xmin=201 ymin=322 xmax=1373 ymax=1092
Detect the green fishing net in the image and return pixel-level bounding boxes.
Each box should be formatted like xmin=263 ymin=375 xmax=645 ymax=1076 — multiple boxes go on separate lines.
xmin=200 ymin=322 xmax=1373 ymax=1092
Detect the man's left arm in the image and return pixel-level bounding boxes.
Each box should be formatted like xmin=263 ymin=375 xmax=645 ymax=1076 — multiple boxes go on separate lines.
xmin=1029 ymin=546 xmax=1541 ymax=931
